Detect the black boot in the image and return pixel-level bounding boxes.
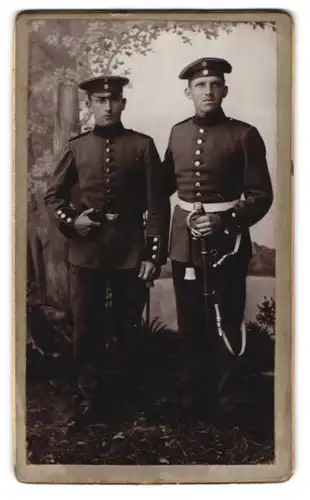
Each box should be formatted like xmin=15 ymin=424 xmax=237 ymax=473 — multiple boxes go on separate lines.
xmin=66 ymin=365 xmax=102 ymax=432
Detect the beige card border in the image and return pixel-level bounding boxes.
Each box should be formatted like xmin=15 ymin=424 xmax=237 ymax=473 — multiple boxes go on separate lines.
xmin=13 ymin=9 xmax=293 ymax=484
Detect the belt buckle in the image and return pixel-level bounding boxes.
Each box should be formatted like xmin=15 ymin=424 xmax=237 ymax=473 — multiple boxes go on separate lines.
xmin=193 ymin=202 xmax=203 ymax=211
xmin=105 ymin=213 xmax=119 ymax=222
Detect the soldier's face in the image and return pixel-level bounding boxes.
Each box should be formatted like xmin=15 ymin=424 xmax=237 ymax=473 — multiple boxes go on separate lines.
xmin=186 ymin=76 xmax=228 ymax=115
xmin=90 ymin=94 xmax=126 ymax=126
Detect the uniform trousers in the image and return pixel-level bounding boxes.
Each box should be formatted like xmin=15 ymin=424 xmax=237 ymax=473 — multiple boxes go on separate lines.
xmin=171 ymin=250 xmax=250 ymax=415
xmin=68 ymin=264 xmax=147 ymax=403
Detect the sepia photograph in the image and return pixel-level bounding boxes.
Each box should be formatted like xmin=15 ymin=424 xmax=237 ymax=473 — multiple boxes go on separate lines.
xmin=14 ymin=10 xmax=293 ymax=483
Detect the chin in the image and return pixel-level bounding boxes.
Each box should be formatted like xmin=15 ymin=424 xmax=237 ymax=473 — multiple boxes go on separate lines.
xmin=98 ymin=118 xmax=116 ymax=126
xmin=202 ymin=104 xmax=217 ymax=114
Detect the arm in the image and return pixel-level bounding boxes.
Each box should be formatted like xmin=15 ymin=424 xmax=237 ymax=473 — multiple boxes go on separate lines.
xmin=162 ymin=130 xmax=177 ymax=197
xmin=44 ymin=146 xmax=79 ymax=238
xmin=141 ymin=138 xmax=171 ymax=271
xmin=196 ymin=127 xmax=273 ymax=236
xmin=223 ymin=126 xmax=274 ymax=231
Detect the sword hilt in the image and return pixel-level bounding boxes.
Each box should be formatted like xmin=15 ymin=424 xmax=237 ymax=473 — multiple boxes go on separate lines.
xmin=186 ymin=202 xmax=206 ymax=239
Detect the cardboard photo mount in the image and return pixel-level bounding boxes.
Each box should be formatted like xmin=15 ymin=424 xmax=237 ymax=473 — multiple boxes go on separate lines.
xmin=13 ymin=9 xmax=293 ymax=484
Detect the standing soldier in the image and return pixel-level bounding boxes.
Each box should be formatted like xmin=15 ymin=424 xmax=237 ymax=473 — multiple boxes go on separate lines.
xmin=163 ymin=58 xmax=273 ymax=421
xmin=44 ymin=75 xmax=170 ymax=427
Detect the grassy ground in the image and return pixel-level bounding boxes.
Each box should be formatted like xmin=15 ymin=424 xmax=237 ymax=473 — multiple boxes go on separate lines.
xmin=26 ymin=324 xmax=274 ymax=466
xmin=27 ymin=381 xmax=274 ymax=466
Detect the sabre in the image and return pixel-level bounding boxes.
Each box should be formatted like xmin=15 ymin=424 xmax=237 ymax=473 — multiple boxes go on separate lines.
xmin=185 ymin=202 xmax=247 ymax=356
xmin=186 ymin=202 xmax=213 ymax=333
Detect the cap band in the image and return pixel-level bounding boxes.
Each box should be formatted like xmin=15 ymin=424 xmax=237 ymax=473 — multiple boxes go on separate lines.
xmin=188 ymin=69 xmax=225 ymax=82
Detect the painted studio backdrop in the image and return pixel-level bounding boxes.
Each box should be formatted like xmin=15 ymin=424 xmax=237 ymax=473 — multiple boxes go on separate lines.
xmin=27 ymin=19 xmax=276 ymax=350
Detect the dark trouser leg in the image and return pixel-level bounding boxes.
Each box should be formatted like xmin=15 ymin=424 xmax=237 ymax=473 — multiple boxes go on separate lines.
xmin=212 ymin=253 xmax=249 ymax=413
xmin=112 ymin=269 xmax=147 ymax=343
xmin=69 ymin=265 xmax=107 ymax=413
xmin=171 ymin=261 xmax=211 ymax=409
xmin=110 ymin=269 xmax=147 ymax=402
xmin=172 ymin=257 xmax=248 ymax=417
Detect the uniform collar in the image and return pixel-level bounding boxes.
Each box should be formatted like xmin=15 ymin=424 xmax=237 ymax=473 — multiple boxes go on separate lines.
xmin=193 ymin=107 xmax=226 ymax=127
xmin=93 ymin=121 xmax=125 ymax=137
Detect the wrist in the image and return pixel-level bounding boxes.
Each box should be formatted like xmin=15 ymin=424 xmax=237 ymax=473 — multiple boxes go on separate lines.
xmin=214 ymin=213 xmax=224 ymax=227
xmin=219 ymin=208 xmax=241 ymax=232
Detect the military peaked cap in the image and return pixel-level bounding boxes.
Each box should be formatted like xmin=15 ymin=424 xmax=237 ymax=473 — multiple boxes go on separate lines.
xmin=78 ymin=75 xmax=130 ymax=97
xmin=179 ymin=57 xmax=232 ymax=82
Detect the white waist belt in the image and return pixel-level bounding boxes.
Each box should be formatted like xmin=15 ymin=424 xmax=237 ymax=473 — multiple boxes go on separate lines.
xmin=177 ymin=197 xmax=239 ymax=213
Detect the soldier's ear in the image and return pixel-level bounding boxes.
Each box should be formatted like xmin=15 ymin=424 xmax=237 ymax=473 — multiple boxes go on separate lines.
xmin=223 ymin=85 xmax=228 ymax=99
xmin=85 ymin=96 xmax=92 ymax=109
xmin=185 ymin=86 xmax=192 ymax=100
xmin=121 ymin=97 xmax=126 ymax=110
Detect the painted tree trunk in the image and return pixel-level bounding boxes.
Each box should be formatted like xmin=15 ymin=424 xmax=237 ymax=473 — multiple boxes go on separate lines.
xmin=53 ymin=81 xmax=80 ymax=159
xmin=28 ymin=81 xmax=80 ymax=313
xmin=27 ymin=195 xmax=47 ymax=301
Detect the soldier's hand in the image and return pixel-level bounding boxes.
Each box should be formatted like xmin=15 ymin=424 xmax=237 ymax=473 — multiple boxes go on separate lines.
xmin=194 ymin=214 xmax=223 ymax=236
xmin=73 ymin=208 xmax=101 ymax=237
xmin=138 ymin=261 xmax=156 ymax=281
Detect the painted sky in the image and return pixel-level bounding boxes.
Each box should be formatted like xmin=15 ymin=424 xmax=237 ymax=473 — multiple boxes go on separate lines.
xmin=118 ymin=23 xmax=276 ymax=248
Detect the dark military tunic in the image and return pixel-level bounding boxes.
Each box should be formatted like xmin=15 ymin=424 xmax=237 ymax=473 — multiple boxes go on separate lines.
xmin=44 ymin=122 xmax=170 ymax=404
xmin=45 ymin=122 xmax=170 ymax=269
xmin=163 ymin=108 xmax=273 ymax=414
xmin=165 ymin=109 xmax=273 ymax=264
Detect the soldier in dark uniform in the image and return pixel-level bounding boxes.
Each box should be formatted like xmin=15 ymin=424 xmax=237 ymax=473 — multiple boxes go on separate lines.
xmin=44 ymin=75 xmax=170 ymax=426
xmin=163 ymin=58 xmax=273 ymax=420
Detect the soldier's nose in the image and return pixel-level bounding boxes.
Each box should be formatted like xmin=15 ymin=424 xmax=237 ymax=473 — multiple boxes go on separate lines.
xmin=103 ymin=101 xmax=112 ymax=112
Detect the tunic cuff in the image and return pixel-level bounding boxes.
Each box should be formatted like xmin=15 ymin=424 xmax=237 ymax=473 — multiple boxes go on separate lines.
xmin=219 ymin=208 xmax=242 ymax=232
xmin=55 ymin=206 xmax=79 ymax=238
xmin=143 ymin=235 xmax=162 ymax=264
